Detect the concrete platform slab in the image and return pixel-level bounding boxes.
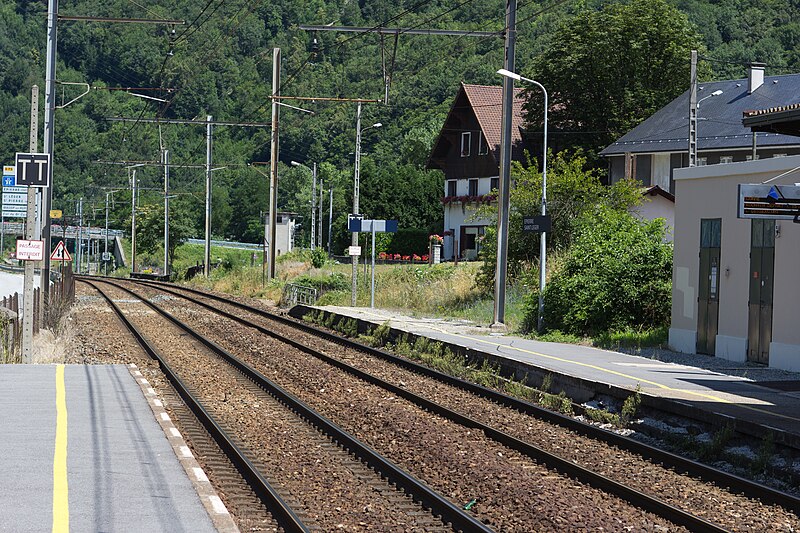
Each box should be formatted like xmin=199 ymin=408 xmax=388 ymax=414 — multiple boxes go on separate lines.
xmin=0 ymin=364 xmax=221 ymax=532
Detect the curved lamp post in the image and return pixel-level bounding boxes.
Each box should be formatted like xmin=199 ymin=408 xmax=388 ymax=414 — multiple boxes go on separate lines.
xmin=497 ymin=68 xmax=548 ymax=331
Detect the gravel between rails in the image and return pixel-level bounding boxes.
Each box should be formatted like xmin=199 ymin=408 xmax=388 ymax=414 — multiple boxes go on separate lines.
xmin=96 ymin=281 xmax=451 ymax=532
xmin=148 ymin=281 xmax=800 ymax=533
xmin=121 ymin=281 xmax=685 ymax=532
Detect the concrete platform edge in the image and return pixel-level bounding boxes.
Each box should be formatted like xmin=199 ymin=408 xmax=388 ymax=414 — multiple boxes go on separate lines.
xmin=127 ymin=364 xmax=239 ymax=533
xmin=290 ymin=305 xmax=800 ymax=451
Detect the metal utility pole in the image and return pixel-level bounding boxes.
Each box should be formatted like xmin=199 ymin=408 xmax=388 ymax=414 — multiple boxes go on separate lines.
xmin=492 ymin=0 xmax=517 ymax=329
xmin=77 ymin=198 xmax=83 ymax=274
xmin=163 ymin=149 xmax=170 ymax=277
xmin=311 ymin=162 xmax=316 ymax=249
xmin=351 ymin=102 xmax=362 ymax=306
xmin=327 ymin=186 xmax=333 ymax=254
xmin=104 ymin=191 xmax=110 ymax=275
xmin=39 ymin=0 xmax=57 ymax=326
xmin=318 ymin=177 xmax=324 ymax=251
xmin=268 ymin=48 xmax=280 ymax=280
xmin=21 ymin=85 xmax=39 ymax=362
xmin=688 ymin=50 xmax=698 ymax=167
xmin=204 ymin=116 xmax=213 ymax=276
xmin=130 ymin=169 xmax=138 ymax=273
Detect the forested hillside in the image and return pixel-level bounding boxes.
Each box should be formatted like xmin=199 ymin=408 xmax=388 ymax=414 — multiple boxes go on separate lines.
xmin=1 ymin=0 xmax=798 ymax=251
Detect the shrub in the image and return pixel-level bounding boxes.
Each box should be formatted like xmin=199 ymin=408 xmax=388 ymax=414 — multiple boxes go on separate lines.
xmin=310 ymin=247 xmax=326 ymax=268
xmin=527 ymin=208 xmax=672 ymax=335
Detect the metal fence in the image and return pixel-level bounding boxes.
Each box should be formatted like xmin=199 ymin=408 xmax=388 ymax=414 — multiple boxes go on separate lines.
xmin=280 ymin=283 xmax=318 ymax=307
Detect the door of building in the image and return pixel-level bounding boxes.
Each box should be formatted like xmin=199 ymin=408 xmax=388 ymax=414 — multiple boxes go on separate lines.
xmin=748 ymin=219 xmax=775 ymax=364
xmin=697 ymin=219 xmax=721 ymax=355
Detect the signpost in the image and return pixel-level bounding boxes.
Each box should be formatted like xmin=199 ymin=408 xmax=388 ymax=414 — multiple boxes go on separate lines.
xmin=522 ymin=215 xmax=551 ymax=233
xmin=16 ymin=239 xmax=44 ymax=261
xmin=349 ymin=218 xmax=399 ymax=308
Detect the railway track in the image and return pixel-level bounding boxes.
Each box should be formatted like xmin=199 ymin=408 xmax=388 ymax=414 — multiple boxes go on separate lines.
xmin=83 ymin=278 xmax=483 ymax=532
xmin=76 ymin=276 xmax=800 ymax=531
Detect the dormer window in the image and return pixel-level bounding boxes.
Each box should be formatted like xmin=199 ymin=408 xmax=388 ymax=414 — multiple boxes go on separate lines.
xmin=478 ymin=134 xmax=488 ymax=156
xmin=461 ymin=132 xmax=471 ymax=157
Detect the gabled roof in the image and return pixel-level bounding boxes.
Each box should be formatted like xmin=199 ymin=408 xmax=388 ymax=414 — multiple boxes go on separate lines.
xmin=642 ymin=185 xmax=674 ymax=203
xmin=600 ymin=74 xmax=800 ymax=157
xmin=462 ymin=84 xmax=525 ymax=157
xmin=427 ymin=83 xmax=525 ymax=170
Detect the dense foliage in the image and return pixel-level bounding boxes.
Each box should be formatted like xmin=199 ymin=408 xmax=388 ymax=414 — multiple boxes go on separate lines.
xmin=1 ymin=0 xmax=799 ymax=257
xmin=526 ymin=208 xmax=673 ymax=335
xmin=523 ymin=0 xmax=706 ymax=160
xmin=475 ymin=151 xmax=642 ymax=292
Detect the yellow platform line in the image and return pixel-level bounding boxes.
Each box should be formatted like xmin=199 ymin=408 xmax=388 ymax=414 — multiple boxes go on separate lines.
xmin=53 ymin=365 xmax=69 ymax=533
xmin=355 ymin=309 xmax=800 ymax=424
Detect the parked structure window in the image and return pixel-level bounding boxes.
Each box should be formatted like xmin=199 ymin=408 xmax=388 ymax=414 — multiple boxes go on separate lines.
xmin=447 ymin=180 xmax=457 ymax=196
xmin=461 ymin=132 xmax=471 ymax=157
xmin=490 ymin=177 xmax=499 ymax=191
xmin=697 ymin=157 xmax=707 ymax=166
xmin=719 ymin=156 xmax=733 ymax=164
xmin=746 ymin=155 xmax=760 ymax=161
xmin=468 ymin=178 xmax=479 ymax=196
xmin=773 ymin=153 xmax=787 ymax=158
xmin=478 ymin=134 xmax=488 ymax=155
xmin=700 ymin=218 xmax=722 ymax=248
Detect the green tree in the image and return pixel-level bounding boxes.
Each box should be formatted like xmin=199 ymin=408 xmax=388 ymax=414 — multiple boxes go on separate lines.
xmin=529 ymin=207 xmax=672 ymax=335
xmin=475 ymin=151 xmax=641 ymax=292
xmin=135 ymin=201 xmax=196 ymax=269
xmin=524 ymin=0 xmax=706 ymax=160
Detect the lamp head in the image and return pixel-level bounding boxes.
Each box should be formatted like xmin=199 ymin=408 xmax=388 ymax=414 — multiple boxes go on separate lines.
xmin=290 ymin=161 xmax=301 ymax=167
xmin=497 ymin=68 xmax=521 ymax=81
xmin=372 ymin=122 xmax=383 ymax=128
xmin=711 ymin=90 xmax=723 ymax=96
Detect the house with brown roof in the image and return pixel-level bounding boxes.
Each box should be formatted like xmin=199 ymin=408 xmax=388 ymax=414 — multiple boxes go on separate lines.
xmin=427 ymin=83 xmax=526 ymax=261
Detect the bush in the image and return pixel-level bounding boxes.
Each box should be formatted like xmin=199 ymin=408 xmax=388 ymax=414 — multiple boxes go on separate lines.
xmin=310 ymin=248 xmax=326 ymax=268
xmin=291 ymin=272 xmax=349 ymax=293
xmin=526 ymin=208 xmax=672 ymax=335
xmin=387 ymin=228 xmax=429 ymax=255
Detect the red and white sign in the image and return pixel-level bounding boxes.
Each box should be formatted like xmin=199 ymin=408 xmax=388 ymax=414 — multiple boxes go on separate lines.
xmin=50 ymin=240 xmax=72 ymax=262
xmin=16 ymin=239 xmax=44 ymax=261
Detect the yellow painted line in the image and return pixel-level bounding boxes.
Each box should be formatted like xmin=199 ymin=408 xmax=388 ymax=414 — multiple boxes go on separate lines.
xmin=53 ymin=365 xmax=69 ymax=533
xmin=355 ymin=309 xmax=800 ymax=424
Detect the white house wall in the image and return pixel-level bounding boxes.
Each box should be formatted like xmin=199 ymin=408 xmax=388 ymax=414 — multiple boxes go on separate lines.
xmin=442 ymin=176 xmax=497 ymax=260
xmin=669 ymin=155 xmax=800 ymax=371
xmin=630 ymin=195 xmax=674 ymax=241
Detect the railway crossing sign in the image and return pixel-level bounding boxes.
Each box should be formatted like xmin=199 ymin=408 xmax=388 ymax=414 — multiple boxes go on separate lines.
xmin=14 ymin=152 xmax=51 ymax=188
xmin=50 ymin=241 xmax=72 ymax=262
xmin=738 ymin=184 xmax=800 ymax=222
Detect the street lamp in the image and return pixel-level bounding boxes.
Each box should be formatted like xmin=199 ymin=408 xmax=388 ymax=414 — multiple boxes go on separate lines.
xmin=351 ymin=100 xmax=382 ymax=306
xmin=291 ymin=160 xmax=318 ymax=249
xmin=497 ymin=68 xmax=548 ymax=332
xmin=690 ymin=89 xmax=722 ymax=167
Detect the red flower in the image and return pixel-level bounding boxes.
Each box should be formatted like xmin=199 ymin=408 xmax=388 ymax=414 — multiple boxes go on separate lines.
xmin=402 ymin=255 xmax=411 ymax=261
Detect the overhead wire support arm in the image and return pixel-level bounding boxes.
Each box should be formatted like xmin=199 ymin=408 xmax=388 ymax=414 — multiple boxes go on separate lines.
xmin=298 ymin=25 xmax=503 ymax=38
xmin=57 ymin=15 xmax=185 ymax=25
xmin=105 ymin=117 xmax=271 ymax=127
xmin=270 ymin=95 xmax=382 ymax=103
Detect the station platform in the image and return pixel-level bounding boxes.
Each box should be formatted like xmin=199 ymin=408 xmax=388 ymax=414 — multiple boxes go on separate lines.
xmin=0 ymin=364 xmax=235 ymax=533
xmin=295 ymin=305 xmax=800 ymax=449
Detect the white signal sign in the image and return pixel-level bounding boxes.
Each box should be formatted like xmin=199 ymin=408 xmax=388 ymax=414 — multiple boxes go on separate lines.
xmin=16 ymin=239 xmax=44 ymax=261
xmin=2 ymin=193 xmax=26 ymax=205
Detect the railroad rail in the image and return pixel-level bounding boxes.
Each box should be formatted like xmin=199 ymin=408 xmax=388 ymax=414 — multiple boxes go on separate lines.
xmin=81 ymin=277 xmax=784 ymax=531
xmin=82 ymin=279 xmax=308 ymax=532
xmin=82 ymin=278 xmax=490 ymax=532
xmin=125 ymin=276 xmax=800 ymax=516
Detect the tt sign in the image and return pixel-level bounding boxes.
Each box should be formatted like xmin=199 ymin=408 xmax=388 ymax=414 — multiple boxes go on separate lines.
xmin=15 ymin=152 xmax=51 ymax=188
